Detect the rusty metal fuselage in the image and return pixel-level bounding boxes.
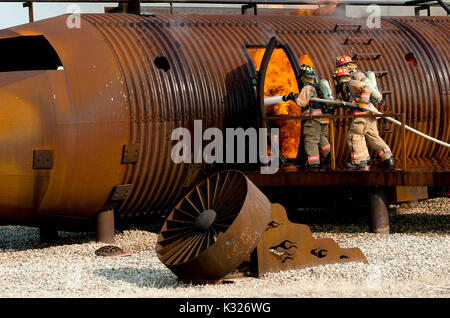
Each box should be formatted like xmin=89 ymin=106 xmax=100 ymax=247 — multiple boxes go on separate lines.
xmin=0 ymin=14 xmax=448 ymax=226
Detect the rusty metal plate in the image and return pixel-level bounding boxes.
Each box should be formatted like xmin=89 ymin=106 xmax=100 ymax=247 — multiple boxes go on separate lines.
xmin=121 ymin=143 xmax=139 ymax=164
xmin=110 ymin=184 xmax=133 ymax=201
xmin=32 ymin=150 xmax=53 ymax=169
xmin=254 ymin=203 xmax=368 ymax=276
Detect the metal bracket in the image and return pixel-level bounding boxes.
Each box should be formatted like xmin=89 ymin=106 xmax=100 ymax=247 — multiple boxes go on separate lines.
xmin=343 ymin=37 xmax=373 ymax=45
xmin=22 ymin=1 xmax=33 ymax=23
xmin=333 ymin=24 xmax=361 ymax=33
xmin=110 ymin=184 xmax=133 ymax=201
xmin=374 ymin=71 xmax=389 ymax=77
xmin=242 ymin=3 xmax=257 ymax=15
xmin=122 ymin=144 xmax=140 ymax=164
xmin=415 ymin=4 xmax=431 ymax=16
xmin=33 ymin=150 xmax=53 ymax=169
xmin=352 ymin=52 xmax=381 ymax=60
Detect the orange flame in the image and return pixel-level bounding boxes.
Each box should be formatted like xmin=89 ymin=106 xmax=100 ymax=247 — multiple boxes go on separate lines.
xmin=262 ymin=2 xmax=337 ymax=16
xmin=249 ymin=48 xmax=302 ymax=159
xmin=299 ymin=54 xmax=314 ymax=68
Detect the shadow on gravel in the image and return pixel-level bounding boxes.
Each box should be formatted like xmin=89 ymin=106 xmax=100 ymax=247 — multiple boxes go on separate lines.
xmin=0 ymin=222 xmax=162 ymax=252
xmin=0 ymin=226 xmax=98 ymax=252
xmin=287 ymin=208 xmax=450 ymax=234
xmin=93 ymin=267 xmax=180 ymax=289
xmin=389 ymin=213 xmax=450 ymax=234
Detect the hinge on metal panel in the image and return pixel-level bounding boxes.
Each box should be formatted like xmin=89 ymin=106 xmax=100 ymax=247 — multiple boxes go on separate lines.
xmin=121 ymin=144 xmax=140 ymax=164
xmin=33 ymin=150 xmax=53 ymax=169
xmin=110 ymin=184 xmax=133 ymax=201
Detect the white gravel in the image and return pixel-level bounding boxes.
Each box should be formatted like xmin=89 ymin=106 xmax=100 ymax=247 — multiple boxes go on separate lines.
xmin=0 ymin=197 xmax=448 ymax=298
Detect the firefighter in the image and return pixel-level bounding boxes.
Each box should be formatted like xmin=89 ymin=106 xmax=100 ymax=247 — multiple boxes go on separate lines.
xmin=294 ymin=65 xmax=331 ymax=168
xmin=333 ymin=66 xmax=394 ymax=169
xmin=336 ymin=55 xmax=366 ymax=81
xmin=336 ymin=55 xmax=385 ymax=110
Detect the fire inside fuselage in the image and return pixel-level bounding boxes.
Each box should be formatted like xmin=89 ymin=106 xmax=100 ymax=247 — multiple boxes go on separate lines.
xmin=249 ymin=48 xmax=314 ymax=159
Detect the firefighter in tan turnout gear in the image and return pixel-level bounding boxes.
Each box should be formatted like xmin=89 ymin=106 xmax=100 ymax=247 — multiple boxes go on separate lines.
xmin=336 ymin=55 xmax=367 ymax=81
xmin=294 ymin=65 xmax=331 ymax=168
xmin=333 ymin=66 xmax=394 ymax=169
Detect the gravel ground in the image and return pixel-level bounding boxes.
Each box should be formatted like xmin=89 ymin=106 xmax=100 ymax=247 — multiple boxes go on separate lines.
xmin=0 ymin=197 xmax=448 ymax=298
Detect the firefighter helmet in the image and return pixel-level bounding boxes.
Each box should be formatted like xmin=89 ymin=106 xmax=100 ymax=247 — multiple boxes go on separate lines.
xmin=333 ymin=67 xmax=351 ymax=78
xmin=336 ymin=55 xmax=354 ymax=67
xmin=299 ymin=64 xmax=318 ymax=79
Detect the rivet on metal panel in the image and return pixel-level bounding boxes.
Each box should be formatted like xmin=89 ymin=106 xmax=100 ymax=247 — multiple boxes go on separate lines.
xmin=122 ymin=144 xmax=140 ymax=164
xmin=110 ymin=184 xmax=133 ymax=201
xmin=32 ymin=150 xmax=53 ymax=169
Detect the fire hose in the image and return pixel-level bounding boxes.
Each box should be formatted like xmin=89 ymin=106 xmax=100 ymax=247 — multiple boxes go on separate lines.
xmin=263 ymin=95 xmax=450 ymax=148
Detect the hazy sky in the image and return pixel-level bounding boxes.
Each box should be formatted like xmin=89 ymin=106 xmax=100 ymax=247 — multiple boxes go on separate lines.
xmin=0 ymin=3 xmax=119 ymax=29
xmin=0 ymin=1 xmax=446 ymax=30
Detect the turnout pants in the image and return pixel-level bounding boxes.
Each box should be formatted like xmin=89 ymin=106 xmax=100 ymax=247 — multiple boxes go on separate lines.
xmin=347 ymin=117 xmax=392 ymax=164
xmin=303 ymin=120 xmax=331 ymax=166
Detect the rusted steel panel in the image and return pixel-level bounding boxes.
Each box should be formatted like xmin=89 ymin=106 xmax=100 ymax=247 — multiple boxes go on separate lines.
xmin=0 ymin=14 xmax=448 ymax=225
xmin=395 ymin=186 xmax=428 ymax=202
xmin=245 ymin=167 xmax=449 ymax=187
xmin=157 ymin=170 xmax=272 ymax=283
xmin=384 ymin=17 xmax=450 ymax=159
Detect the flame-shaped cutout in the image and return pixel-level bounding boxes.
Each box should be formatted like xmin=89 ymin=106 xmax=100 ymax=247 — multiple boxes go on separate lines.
xmin=269 ymin=240 xmax=297 ymax=263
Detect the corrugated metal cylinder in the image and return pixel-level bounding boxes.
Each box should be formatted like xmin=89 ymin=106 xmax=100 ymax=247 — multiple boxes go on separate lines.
xmin=0 ymin=14 xmax=448 ymax=223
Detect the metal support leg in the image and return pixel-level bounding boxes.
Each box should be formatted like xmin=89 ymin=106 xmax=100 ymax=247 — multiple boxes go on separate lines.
xmin=23 ymin=2 xmax=34 ymax=23
xmin=369 ymin=189 xmax=390 ymax=234
xmin=96 ymin=209 xmax=115 ymax=243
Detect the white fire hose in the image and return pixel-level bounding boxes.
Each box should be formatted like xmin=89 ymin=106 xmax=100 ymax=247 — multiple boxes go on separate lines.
xmin=263 ymin=96 xmax=450 ymax=148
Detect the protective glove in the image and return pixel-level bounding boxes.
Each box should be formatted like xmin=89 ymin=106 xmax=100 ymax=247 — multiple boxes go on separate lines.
xmin=322 ymin=105 xmax=336 ymax=114
xmin=282 ymin=92 xmax=298 ymax=102
xmin=378 ymin=99 xmax=386 ymax=110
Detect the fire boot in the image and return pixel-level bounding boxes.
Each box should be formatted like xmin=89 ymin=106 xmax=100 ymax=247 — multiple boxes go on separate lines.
xmin=346 ymin=161 xmax=368 ymax=169
xmin=377 ymin=157 xmax=395 ymax=168
xmin=322 ymin=153 xmax=331 ymax=165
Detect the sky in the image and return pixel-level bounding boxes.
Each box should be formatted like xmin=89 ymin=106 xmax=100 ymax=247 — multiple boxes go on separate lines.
xmin=0 ymin=1 xmax=446 ymax=30
xmin=0 ymin=3 xmax=117 ymax=29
